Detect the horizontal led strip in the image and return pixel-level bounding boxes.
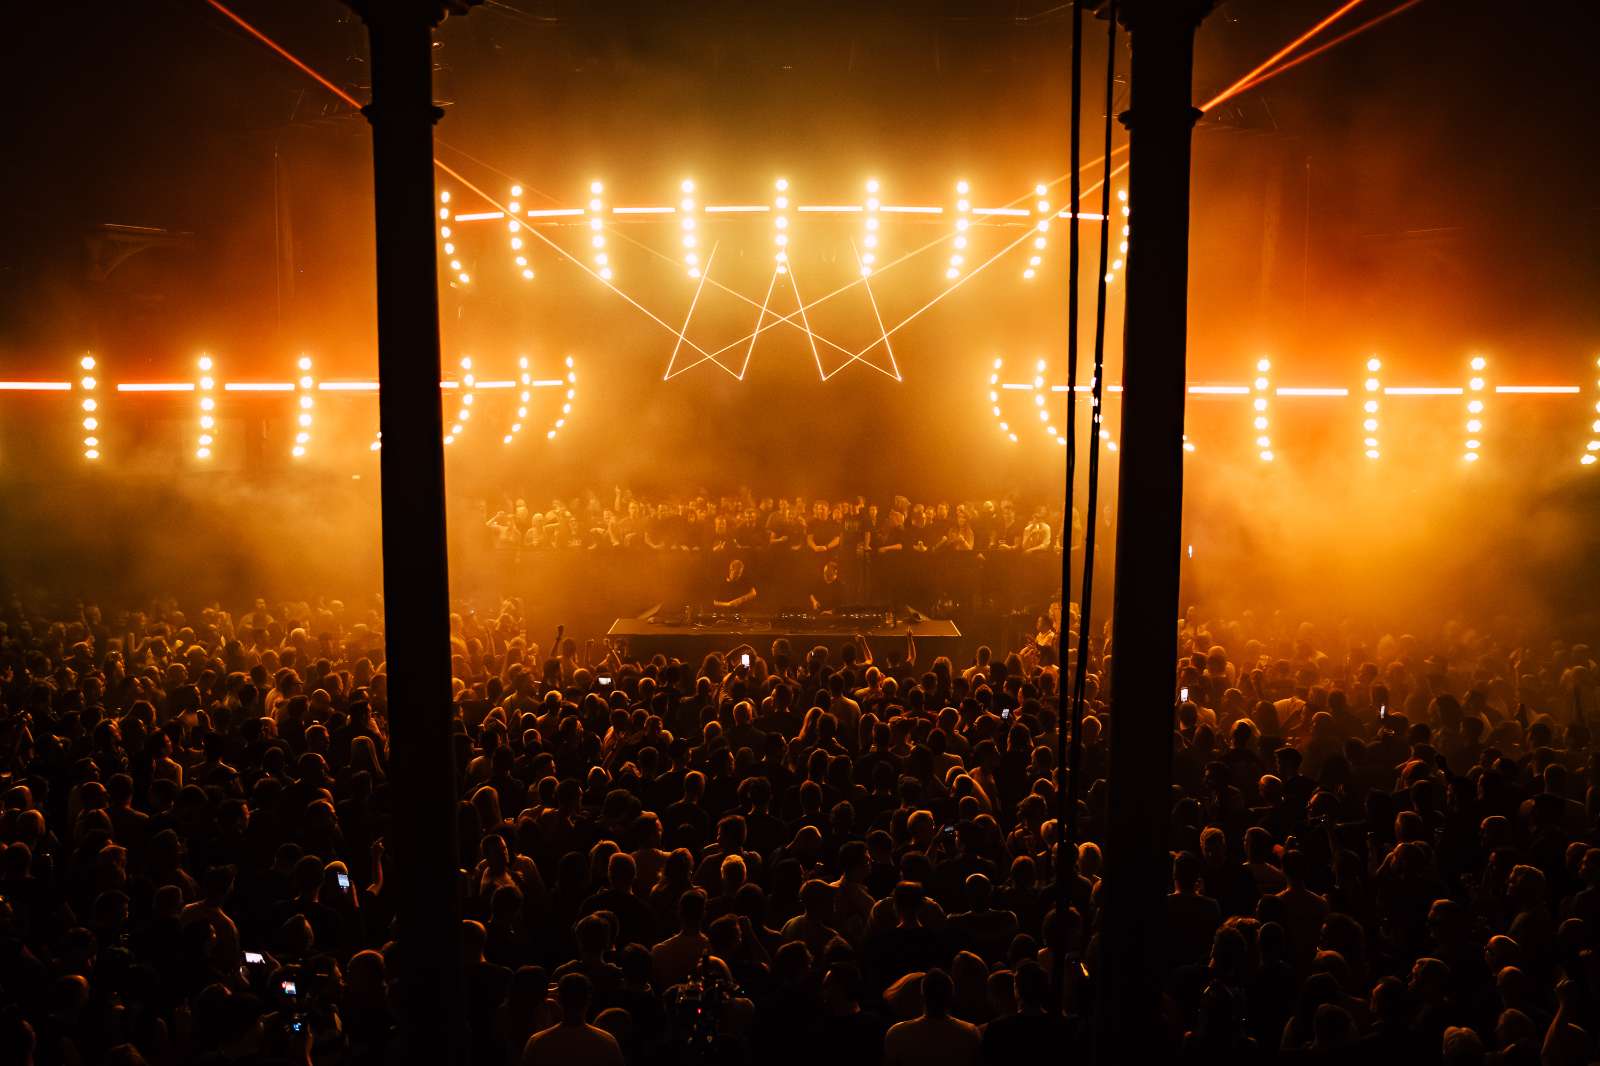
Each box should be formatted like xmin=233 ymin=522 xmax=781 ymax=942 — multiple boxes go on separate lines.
xmin=0 ymin=381 xmax=72 ymax=391
xmin=117 ymin=382 xmax=195 ymax=392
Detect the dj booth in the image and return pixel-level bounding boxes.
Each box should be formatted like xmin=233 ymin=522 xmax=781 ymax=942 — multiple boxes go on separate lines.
xmin=606 ymin=609 xmax=961 ymax=660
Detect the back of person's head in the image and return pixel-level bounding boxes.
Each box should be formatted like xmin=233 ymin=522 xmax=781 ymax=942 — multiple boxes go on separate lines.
xmin=1442 ymin=1026 xmax=1486 ymax=1066
xmin=920 ymin=968 xmax=954 ymax=1018
xmin=557 ymin=972 xmax=592 ymax=1021
xmin=1013 ymin=959 xmax=1048 ymax=1009
xmin=678 ymin=887 xmax=707 ymax=929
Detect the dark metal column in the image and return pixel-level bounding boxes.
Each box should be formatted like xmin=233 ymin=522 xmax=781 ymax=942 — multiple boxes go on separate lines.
xmin=1100 ymin=1 xmax=1211 ymax=1061
xmin=350 ymin=2 xmax=467 ymax=1063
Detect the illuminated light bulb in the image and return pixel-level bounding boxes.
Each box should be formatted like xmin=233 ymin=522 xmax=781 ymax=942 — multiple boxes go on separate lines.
xmin=1466 ymin=419 xmax=1482 ymax=433
xmin=200 ymin=397 xmax=215 ymax=411
xmin=1253 ymin=398 xmax=1267 ymax=412
xmin=440 ymin=225 xmax=451 ymax=238
xmin=1366 ymin=449 xmax=1380 ymax=459
xmin=590 ymin=180 xmax=603 ymax=194
xmin=860 ymin=266 xmax=872 ymax=277
xmin=199 ymin=434 xmax=213 ymax=446
xmin=439 ymin=190 xmax=451 ymax=204
xmin=295 ymin=432 xmax=309 ymax=444
xmin=1034 ymin=237 xmax=1047 ymax=250
xmin=946 ymin=267 xmax=959 ymax=280
xmin=1256 ymin=436 xmax=1272 ymax=449
xmin=82 ymin=398 xmax=97 ymax=412
xmin=522 ymin=269 xmax=534 ymax=280
xmin=864 ymin=235 xmax=878 ymax=248
xmin=83 ymin=417 xmax=97 ymax=430
xmin=1364 ymin=400 xmax=1378 ymax=413
xmin=1469 ymin=377 xmax=1485 ymax=391
xmin=200 ymin=415 xmax=215 ymax=429
xmin=196 ymin=448 xmax=211 ymax=460
xmin=198 ymin=355 xmax=213 ymax=372
xmin=298 ymin=413 xmax=312 ymax=427
xmin=438 ymin=207 xmax=449 ymax=220
xmin=588 ymin=218 xmax=603 ymax=232
xmin=1468 ymin=400 xmax=1483 ymax=413
xmin=1253 ymin=416 xmax=1268 ymax=430
xmin=775 ymin=196 xmax=788 ymax=209
xmin=599 ymin=267 xmax=614 ymax=280
xmin=992 ymin=406 xmax=1001 ymax=417
xmin=1470 ymin=355 xmax=1486 ymax=371
xmin=458 ymin=273 xmax=470 ymax=283
xmin=1104 ymin=273 xmax=1114 ymax=283
xmin=1364 ymin=437 xmax=1378 ymax=447
xmin=1008 ymin=433 xmax=1019 ymax=443
xmin=1583 ymin=455 xmax=1598 ymax=466
xmin=954 ymin=236 xmax=968 ymax=250
xmin=1463 ymin=452 xmax=1479 ymax=462
xmin=775 ymin=177 xmax=789 ymax=191
xmin=508 ymin=202 xmax=520 ymax=213
xmin=1254 ymin=377 xmax=1269 ymax=391
xmin=999 ymin=422 xmax=1010 ymax=432
xmin=1260 ymin=450 xmax=1274 ymax=462
xmin=1023 ymin=269 xmax=1036 ymax=279
xmin=85 ymin=449 xmax=99 ymax=461
xmin=1119 ymin=242 xmax=1129 ymax=253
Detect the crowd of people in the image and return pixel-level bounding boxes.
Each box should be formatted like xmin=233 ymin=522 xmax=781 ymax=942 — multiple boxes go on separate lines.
xmin=477 ymin=490 xmax=1078 ymax=556
xmin=2 ymin=592 xmax=1600 ymax=1066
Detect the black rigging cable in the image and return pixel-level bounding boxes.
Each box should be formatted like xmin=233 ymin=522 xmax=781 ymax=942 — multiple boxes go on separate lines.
xmin=1064 ymin=0 xmax=1117 ymax=855
xmin=1051 ymin=0 xmax=1084 ymax=1008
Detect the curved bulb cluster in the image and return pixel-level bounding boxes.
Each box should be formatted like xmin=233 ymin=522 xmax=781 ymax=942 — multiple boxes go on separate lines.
xmin=292 ymin=355 xmax=314 ymax=458
xmin=507 ymin=184 xmax=533 ymax=282
xmin=548 ymin=356 xmax=577 ymax=440
xmin=680 ymin=179 xmax=700 ymax=278
xmin=947 ymin=180 xmax=970 ymax=281
xmin=1363 ymin=356 xmax=1382 ymax=459
xmin=196 ymin=354 xmax=216 ymax=460
xmin=1254 ymin=356 xmax=1273 ymax=462
xmin=588 ymin=181 xmax=612 ymax=281
xmin=440 ymin=190 xmax=469 ymax=286
xmin=1584 ymin=356 xmax=1600 ymax=466
xmin=773 ymin=178 xmax=790 ymax=276
xmin=1106 ymin=189 xmax=1130 ymax=283
xmin=444 ymin=356 xmax=474 ymax=446
xmin=1464 ymin=354 xmax=1487 ymax=463
xmin=1025 ymin=183 xmax=1048 ymax=281
xmin=860 ymin=178 xmax=881 ymax=278
xmin=79 ymin=354 xmax=100 ymax=461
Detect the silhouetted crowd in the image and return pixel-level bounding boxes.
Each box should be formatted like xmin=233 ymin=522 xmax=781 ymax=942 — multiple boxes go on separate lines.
xmin=479 ymin=490 xmax=1078 ymax=555
xmin=3 ymin=594 xmax=1600 ymax=1066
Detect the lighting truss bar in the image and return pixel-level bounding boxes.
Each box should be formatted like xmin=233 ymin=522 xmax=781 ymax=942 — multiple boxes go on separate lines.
xmin=1385 ymin=386 xmax=1462 ymax=396
xmin=453 ymin=211 xmax=505 ymax=222
xmin=116 ymin=383 xmax=195 ymax=392
xmin=224 ymin=382 xmax=295 ymax=392
xmin=1276 ymin=386 xmax=1349 ymax=396
xmin=525 ymin=208 xmax=585 ymax=218
xmin=613 ymin=206 xmax=675 ymax=215
xmin=881 ymin=205 xmax=944 ymax=215
xmin=0 ymin=381 xmax=71 ymax=391
xmin=1056 ymin=211 xmax=1110 ymax=221
xmin=528 ymin=378 xmax=564 ymax=387
xmin=475 ymin=380 xmax=516 ymax=389
xmin=1495 ymin=385 xmax=1580 ymax=394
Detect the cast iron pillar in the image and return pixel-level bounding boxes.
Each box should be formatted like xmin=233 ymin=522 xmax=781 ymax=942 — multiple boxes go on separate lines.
xmin=347 ymin=2 xmax=474 ymax=1063
xmin=1100 ymin=1 xmax=1212 ymax=1062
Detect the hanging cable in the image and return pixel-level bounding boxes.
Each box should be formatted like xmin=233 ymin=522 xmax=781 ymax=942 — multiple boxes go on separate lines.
xmin=1066 ymin=0 xmax=1117 ymax=855
xmin=1052 ymin=0 xmax=1085 ymax=1008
